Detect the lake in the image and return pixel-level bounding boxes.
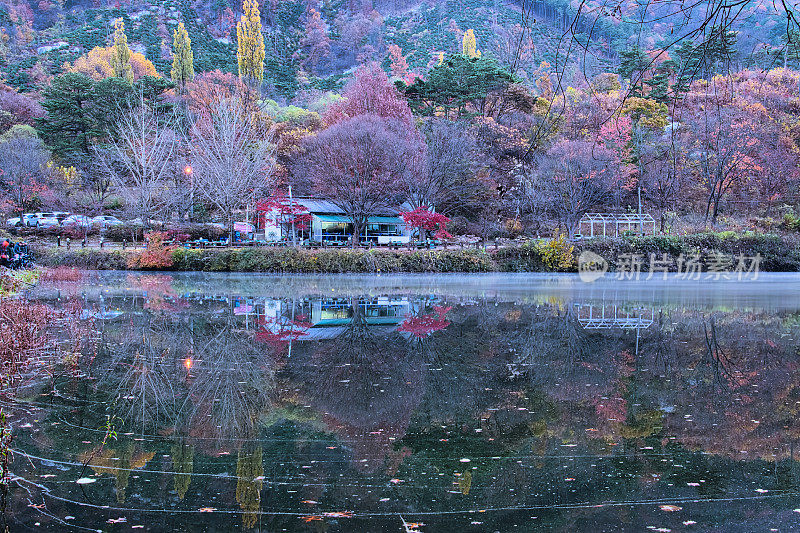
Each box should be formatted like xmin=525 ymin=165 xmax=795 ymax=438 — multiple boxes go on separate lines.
xmin=6 ymin=272 xmax=800 ymax=532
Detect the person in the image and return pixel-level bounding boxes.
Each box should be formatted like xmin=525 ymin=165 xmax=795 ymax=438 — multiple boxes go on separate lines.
xmin=0 ymin=240 xmax=11 ymax=268
xmin=12 ymin=240 xmax=29 ymax=269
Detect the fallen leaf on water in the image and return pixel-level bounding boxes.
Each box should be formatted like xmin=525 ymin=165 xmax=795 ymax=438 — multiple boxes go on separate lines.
xmin=301 ymin=516 xmax=322 ymax=523
xmin=27 ymin=504 xmax=45 ymax=509
xmin=755 ymin=489 xmax=768 ymax=493
xmin=659 ymin=505 xmax=682 ymax=512
xmin=302 ymin=500 xmax=318 ymax=505
xmin=75 ymin=478 xmax=96 ymax=484
xmin=107 ymin=518 xmax=127 ymax=524
xmin=198 ymin=507 xmax=216 ymax=513
xmin=683 ymin=521 xmax=697 ymax=525
xmin=323 ymin=511 xmax=354 ymax=518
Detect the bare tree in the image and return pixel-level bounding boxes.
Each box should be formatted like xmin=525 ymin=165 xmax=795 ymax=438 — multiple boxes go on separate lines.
xmin=190 ymin=97 xmax=276 ymax=241
xmin=640 ymin=143 xmax=687 ymax=231
xmin=299 ymin=114 xmax=418 ymax=246
xmin=525 ymin=140 xmax=618 ymax=235
xmin=408 ymin=119 xmax=485 ymax=216
xmin=96 ymin=98 xmax=180 ymax=227
xmin=0 ymin=128 xmax=50 ymax=217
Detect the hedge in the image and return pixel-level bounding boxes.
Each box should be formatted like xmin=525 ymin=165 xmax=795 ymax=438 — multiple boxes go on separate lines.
xmin=31 ymin=232 xmax=800 ymax=273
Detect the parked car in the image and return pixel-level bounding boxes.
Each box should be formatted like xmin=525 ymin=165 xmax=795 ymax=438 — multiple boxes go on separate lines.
xmin=6 ymin=213 xmax=35 ymax=227
xmin=30 ymin=212 xmax=60 ymax=228
xmin=53 ymin=212 xmax=71 ymax=223
xmin=91 ymin=215 xmax=124 ymax=227
xmin=61 ymin=215 xmax=92 ymax=228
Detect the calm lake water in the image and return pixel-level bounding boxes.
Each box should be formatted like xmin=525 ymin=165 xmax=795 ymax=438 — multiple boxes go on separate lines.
xmin=7 ymin=272 xmax=800 ymax=532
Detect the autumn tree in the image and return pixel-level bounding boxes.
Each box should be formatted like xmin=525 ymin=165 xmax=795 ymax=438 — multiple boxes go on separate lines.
xmin=462 ymin=28 xmax=481 ymax=58
xmin=236 ymin=0 xmax=265 ymax=87
xmin=298 ymin=115 xmax=416 ymax=246
xmin=298 ymin=8 xmax=330 ymax=74
xmin=388 ymin=44 xmax=410 ymax=81
xmin=110 ymin=19 xmax=134 ymax=82
xmin=171 ymin=22 xmax=195 ymax=90
xmin=184 ymin=70 xmax=256 ymax=119
xmin=68 ymin=45 xmax=158 ymax=81
xmin=324 ymin=62 xmax=414 ymax=126
xmin=191 ymin=98 xmax=276 ymax=241
xmin=681 ymin=87 xmax=766 ymax=224
xmin=0 ymin=85 xmax=44 ymax=131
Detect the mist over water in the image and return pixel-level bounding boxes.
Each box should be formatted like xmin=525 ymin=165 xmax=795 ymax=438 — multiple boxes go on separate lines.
xmin=6 ymin=272 xmax=800 ymax=532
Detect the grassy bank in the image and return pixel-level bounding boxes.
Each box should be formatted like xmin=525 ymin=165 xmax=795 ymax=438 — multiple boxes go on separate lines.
xmin=32 ymin=232 xmax=800 ymax=273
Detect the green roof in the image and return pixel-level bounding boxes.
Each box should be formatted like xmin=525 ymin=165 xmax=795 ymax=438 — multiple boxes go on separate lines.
xmin=316 ymin=215 xmax=403 ymax=224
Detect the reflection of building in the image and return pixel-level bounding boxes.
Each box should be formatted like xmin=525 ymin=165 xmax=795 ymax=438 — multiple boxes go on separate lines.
xmin=255 ymin=297 xmax=413 ymax=340
xmin=575 ymin=303 xmax=654 ymax=330
xmin=260 ymin=197 xmax=411 ymax=245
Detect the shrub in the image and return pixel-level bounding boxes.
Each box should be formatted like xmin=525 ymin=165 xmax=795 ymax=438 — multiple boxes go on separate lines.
xmin=103 ymin=223 xmax=144 ymax=243
xmin=34 ymin=248 xmax=129 ymax=270
xmin=126 ymin=232 xmax=176 ymax=270
xmin=536 ymin=234 xmax=575 ymax=271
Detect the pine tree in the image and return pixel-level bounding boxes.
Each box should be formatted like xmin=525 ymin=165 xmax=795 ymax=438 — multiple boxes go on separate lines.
xmin=462 ymin=29 xmax=481 ymax=58
xmin=109 ymin=18 xmax=133 ymax=82
xmin=618 ymin=45 xmax=649 ymax=97
xmin=171 ymin=22 xmax=195 ymax=89
xmin=236 ymin=0 xmax=265 ymax=87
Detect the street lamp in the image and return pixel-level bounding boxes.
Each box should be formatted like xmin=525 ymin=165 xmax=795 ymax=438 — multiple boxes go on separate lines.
xmin=184 ymin=165 xmax=193 ymax=221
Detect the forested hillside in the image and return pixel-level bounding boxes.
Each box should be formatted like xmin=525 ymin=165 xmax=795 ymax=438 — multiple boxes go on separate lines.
xmin=2 ymin=0 xmax=800 ymax=244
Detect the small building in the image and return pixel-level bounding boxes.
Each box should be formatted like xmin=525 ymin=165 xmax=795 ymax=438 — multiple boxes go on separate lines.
xmin=577 ymin=213 xmax=656 ymax=239
xmin=260 ymin=197 xmax=411 ymax=245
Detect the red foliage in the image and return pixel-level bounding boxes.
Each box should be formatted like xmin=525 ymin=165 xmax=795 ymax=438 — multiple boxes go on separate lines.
xmin=184 ymin=70 xmax=257 ymax=120
xmin=256 ymin=192 xmax=312 ymax=231
xmin=400 ymin=206 xmax=452 ymax=240
xmin=398 ymin=305 xmax=452 ymax=338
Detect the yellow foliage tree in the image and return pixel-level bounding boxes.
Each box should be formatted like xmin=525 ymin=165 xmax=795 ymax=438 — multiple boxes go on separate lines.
xmin=67 ymin=46 xmax=158 ymax=81
xmin=462 ymin=29 xmax=481 ymax=58
xmin=110 ymin=19 xmax=133 ymax=81
xmin=171 ymin=22 xmax=195 ymax=89
xmin=236 ymin=446 xmax=263 ymax=529
xmin=236 ymin=0 xmax=265 ymax=87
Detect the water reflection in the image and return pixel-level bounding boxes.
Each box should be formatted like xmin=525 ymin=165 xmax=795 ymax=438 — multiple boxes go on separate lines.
xmin=7 ymin=272 xmax=800 ymax=531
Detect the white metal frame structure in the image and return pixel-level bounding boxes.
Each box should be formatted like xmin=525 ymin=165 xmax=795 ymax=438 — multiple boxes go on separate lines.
xmin=578 ymin=213 xmax=656 ymax=238
xmin=575 ymin=304 xmax=654 ymax=330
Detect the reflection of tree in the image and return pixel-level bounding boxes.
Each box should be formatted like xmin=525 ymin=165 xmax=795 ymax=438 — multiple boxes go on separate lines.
xmin=78 ymin=441 xmax=155 ymax=503
xmin=236 ymin=444 xmax=263 ymax=529
xmin=181 ymin=316 xmax=274 ymax=450
xmin=171 ymin=441 xmax=194 ymax=500
xmin=299 ymin=301 xmax=424 ymax=471
xmin=96 ymin=314 xmax=186 ymax=434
